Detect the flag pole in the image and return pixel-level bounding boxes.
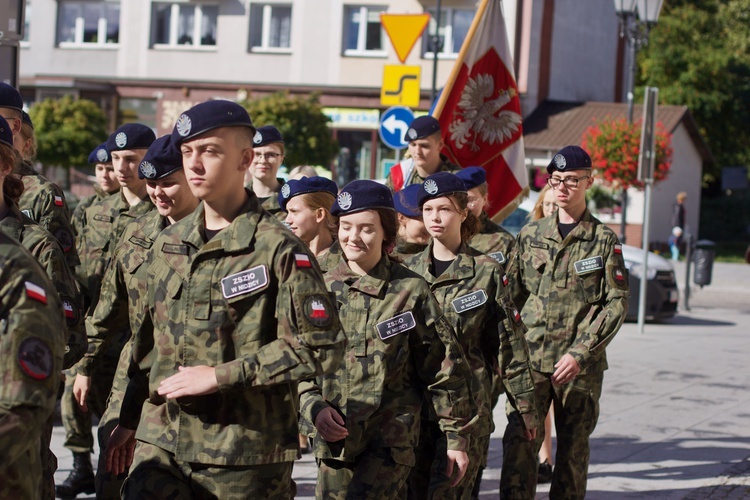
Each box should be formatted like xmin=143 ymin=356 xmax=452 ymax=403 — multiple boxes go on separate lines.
xmin=432 ymin=0 xmax=491 ymax=119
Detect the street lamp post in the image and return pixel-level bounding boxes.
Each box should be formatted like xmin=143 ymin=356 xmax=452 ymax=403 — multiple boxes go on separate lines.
xmin=613 ymin=0 xmax=663 ymax=244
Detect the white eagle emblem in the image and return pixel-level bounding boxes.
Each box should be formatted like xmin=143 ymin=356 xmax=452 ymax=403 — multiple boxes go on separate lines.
xmin=96 ymin=149 xmax=108 ymax=162
xmin=407 ymin=128 xmax=417 ymax=140
xmin=338 ymin=191 xmax=353 ymax=210
xmin=176 ymin=114 xmax=192 ymax=137
xmin=424 ymin=179 xmax=439 ymax=195
xmin=115 ymin=132 xmax=127 ymax=148
xmin=140 ymin=161 xmax=157 ymax=179
xmin=253 ymin=130 xmax=263 ymax=144
xmin=448 ymin=74 xmax=522 ymax=152
xmin=553 ymin=154 xmax=567 ymax=170
xmin=281 ymin=184 xmax=291 ymax=198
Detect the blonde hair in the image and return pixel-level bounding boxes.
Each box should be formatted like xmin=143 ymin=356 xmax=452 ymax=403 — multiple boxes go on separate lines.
xmin=288 ymin=165 xmax=317 ymax=180
xmin=296 ymin=191 xmax=338 ymax=237
xmin=676 ymin=192 xmax=687 ymax=203
xmin=19 ymin=122 xmax=37 ymax=162
xmin=531 ymin=185 xmax=554 ymax=221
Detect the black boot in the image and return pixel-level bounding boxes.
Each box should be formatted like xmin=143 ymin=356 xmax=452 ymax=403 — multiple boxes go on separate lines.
xmin=55 ymin=452 xmax=95 ymax=499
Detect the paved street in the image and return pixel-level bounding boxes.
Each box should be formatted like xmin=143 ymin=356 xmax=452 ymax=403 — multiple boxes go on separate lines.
xmin=51 ymin=262 xmax=750 ymax=498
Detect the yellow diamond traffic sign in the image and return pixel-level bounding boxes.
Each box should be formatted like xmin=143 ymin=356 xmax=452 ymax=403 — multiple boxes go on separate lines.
xmin=381 ymin=65 xmax=422 ymax=107
xmin=380 ymin=13 xmax=431 ymax=63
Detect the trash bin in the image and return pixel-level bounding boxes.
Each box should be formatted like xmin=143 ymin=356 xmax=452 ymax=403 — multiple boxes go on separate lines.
xmin=693 ymin=240 xmax=716 ymax=286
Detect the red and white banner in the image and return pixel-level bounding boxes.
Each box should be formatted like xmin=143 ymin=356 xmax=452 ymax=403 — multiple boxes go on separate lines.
xmin=433 ymin=0 xmax=528 ymax=220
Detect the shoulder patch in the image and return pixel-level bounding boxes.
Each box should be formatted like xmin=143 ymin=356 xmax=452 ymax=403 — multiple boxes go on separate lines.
xmin=18 ymin=337 xmax=54 ymax=380
xmin=53 ymin=228 xmax=74 ymax=252
xmin=502 ymin=274 xmax=509 ymax=287
xmin=25 ymin=281 xmax=47 ymax=304
xmin=129 ymin=235 xmax=153 ymax=249
xmin=376 ymin=311 xmax=416 ymax=340
xmin=529 ymin=241 xmax=548 ymax=249
xmin=612 ymin=267 xmax=627 ymax=287
xmin=302 ymin=294 xmax=334 ymax=328
xmin=93 ymin=214 xmax=114 ymax=223
xmin=162 ymin=243 xmax=189 ymax=255
xmin=488 ymin=251 xmax=506 ymax=264
xmin=574 ymin=256 xmax=604 ymax=275
xmin=295 ymin=253 xmax=312 ymax=268
xmin=221 ymin=265 xmax=269 ymax=299
xmin=62 ymin=298 xmax=78 ymax=325
xmin=511 ymin=308 xmax=522 ymax=325
xmin=451 ymin=290 xmax=488 ymax=314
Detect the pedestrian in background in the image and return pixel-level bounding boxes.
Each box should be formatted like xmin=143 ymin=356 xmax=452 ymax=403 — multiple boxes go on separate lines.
xmin=71 ymin=143 xmax=120 ymax=239
xmin=247 ymin=124 xmax=287 ymax=221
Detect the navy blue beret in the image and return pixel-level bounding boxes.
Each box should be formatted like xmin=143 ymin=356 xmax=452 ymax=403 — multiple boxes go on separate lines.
xmin=253 ymin=125 xmax=283 ymax=147
xmin=331 ymin=180 xmax=394 ymax=216
xmin=139 ymin=135 xmax=183 ymax=180
xmin=106 ymin=123 xmax=156 ymax=153
xmin=278 ymin=176 xmax=338 ymax=211
xmin=418 ymin=172 xmax=467 ymax=206
xmin=455 ymin=166 xmax=487 ymax=190
xmin=172 ymin=100 xmax=255 ymax=145
xmin=393 ymin=184 xmax=422 ymax=218
xmin=0 ymin=83 xmax=23 ymax=111
xmin=21 ymin=111 xmax=33 ymax=129
xmin=88 ymin=143 xmax=111 ymax=164
xmin=547 ymin=145 xmax=592 ymax=174
xmin=0 ymin=116 xmax=12 ymax=148
xmin=404 ymin=115 xmax=441 ymax=142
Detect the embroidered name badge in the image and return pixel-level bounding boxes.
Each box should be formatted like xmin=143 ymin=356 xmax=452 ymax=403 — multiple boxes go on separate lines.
xmin=221 ymin=265 xmax=268 ymax=299
xmin=129 ymin=235 xmax=152 ymax=249
xmin=93 ymin=214 xmax=114 ymax=223
xmin=376 ymin=311 xmax=416 ymax=340
xmin=574 ymin=256 xmax=604 ymax=275
xmin=488 ymin=251 xmax=505 ymax=264
xmin=529 ymin=241 xmax=548 ymax=249
xmin=18 ymin=337 xmax=53 ymax=380
xmin=302 ymin=294 xmax=333 ymax=328
xmin=451 ymin=290 xmax=488 ymax=314
xmin=162 ymin=243 xmax=188 ymax=255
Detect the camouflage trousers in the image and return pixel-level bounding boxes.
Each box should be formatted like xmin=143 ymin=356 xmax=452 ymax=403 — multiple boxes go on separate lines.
xmin=0 ymin=438 xmax=44 ymax=499
xmin=41 ymin=415 xmax=57 ymax=499
xmin=500 ymin=370 xmax=603 ymax=500
xmin=316 ymin=446 xmax=412 ymax=499
xmin=404 ymin=419 xmax=488 ymax=500
xmin=124 ymin=441 xmax=295 ymax=499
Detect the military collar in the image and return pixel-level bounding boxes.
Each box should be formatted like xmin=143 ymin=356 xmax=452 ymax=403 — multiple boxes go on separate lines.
xmin=117 ymin=189 xmax=152 ymax=213
xmin=12 ymin=160 xmax=39 ymax=177
xmin=330 ymin=253 xmax=391 ymax=298
xmin=479 ymin=212 xmax=502 ymax=234
xmin=412 ymin=241 xmax=476 ymax=284
xmin=541 ymin=209 xmax=597 ymax=243
xmin=0 ymin=202 xmax=24 ymax=241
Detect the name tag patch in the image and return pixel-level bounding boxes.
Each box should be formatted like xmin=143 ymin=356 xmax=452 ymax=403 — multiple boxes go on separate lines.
xmin=451 ymin=290 xmax=488 ymax=314
xmin=129 ymin=235 xmax=152 ymax=249
xmin=376 ymin=311 xmax=416 ymax=340
xmin=93 ymin=214 xmax=113 ymax=223
xmin=162 ymin=243 xmax=188 ymax=255
xmin=530 ymin=241 xmax=548 ymax=249
xmin=574 ymin=256 xmax=603 ymax=275
xmin=221 ymin=265 xmax=268 ymax=298
xmin=488 ymin=251 xmax=505 ymax=264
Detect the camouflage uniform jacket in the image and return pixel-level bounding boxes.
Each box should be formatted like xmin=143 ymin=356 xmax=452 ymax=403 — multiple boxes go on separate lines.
xmin=15 ymin=160 xmax=79 ymax=268
xmin=71 ymin=186 xmax=109 ymax=239
xmin=299 ymin=255 xmax=476 ymax=463
xmin=76 ymin=191 xmax=154 ymax=313
xmin=0 ymin=233 xmax=64 ymax=500
xmin=120 ymin=191 xmax=345 ymax=466
xmin=315 ymin=239 xmax=343 ymax=274
xmin=249 ymin=178 xmax=287 ymax=222
xmin=469 ymin=213 xmax=516 ymax=265
xmin=405 ymin=243 xmax=538 ymax=435
xmin=0 ymin=204 xmax=85 ymax=369
xmin=385 ymin=156 xmax=461 ymax=192
xmin=390 ymin=238 xmax=427 ymax=261
xmin=508 ymin=209 xmax=629 ymax=374
xmin=79 ymin=211 xmax=167 ymax=377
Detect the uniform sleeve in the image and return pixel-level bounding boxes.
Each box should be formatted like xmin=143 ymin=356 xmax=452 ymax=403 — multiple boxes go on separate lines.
xmin=0 ymin=265 xmax=64 ymax=471
xmin=412 ymin=293 xmax=477 ymax=452
xmin=506 ymin=233 xmax=530 ymax=310
xmin=214 ymin=245 xmax=345 ymax=392
xmin=567 ymin=233 xmax=629 ymax=369
xmin=35 ymin=185 xmax=80 ymax=269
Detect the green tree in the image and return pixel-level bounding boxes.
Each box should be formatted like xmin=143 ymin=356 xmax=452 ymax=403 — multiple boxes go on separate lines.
xmin=639 ymin=0 xmax=750 ymax=179
xmin=30 ymin=96 xmax=108 ymax=168
xmin=239 ymin=91 xmax=338 ymax=169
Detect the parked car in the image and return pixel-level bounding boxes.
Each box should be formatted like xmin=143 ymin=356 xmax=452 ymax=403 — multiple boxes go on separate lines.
xmin=498 ymin=191 xmax=678 ymax=321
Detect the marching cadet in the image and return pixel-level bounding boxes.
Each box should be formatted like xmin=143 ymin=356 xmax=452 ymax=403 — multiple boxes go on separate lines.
xmin=403 ymin=172 xmax=537 ymax=499
xmin=278 ymin=175 xmax=342 ymax=273
xmin=392 ymin=183 xmax=431 ymax=259
xmin=500 ymin=146 xmax=629 ymax=500
xmin=299 ymin=180 xmax=476 ymax=499
xmin=85 ymin=134 xmax=199 ymax=497
xmin=71 ymin=143 xmax=120 ymax=238
xmin=18 ymin=111 xmax=37 ymax=163
xmin=0 ymin=115 xmax=85 ymax=499
xmin=385 ymin=116 xmax=460 ymax=192
xmin=247 ymin=124 xmax=287 ymax=221
xmin=57 ymin=123 xmax=156 ymax=500
xmin=105 ymin=100 xmax=344 ymax=498
xmin=0 ymin=83 xmax=79 ymax=269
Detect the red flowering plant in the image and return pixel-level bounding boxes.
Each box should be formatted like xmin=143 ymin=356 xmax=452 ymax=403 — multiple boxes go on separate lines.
xmin=581 ymin=116 xmax=673 ymax=190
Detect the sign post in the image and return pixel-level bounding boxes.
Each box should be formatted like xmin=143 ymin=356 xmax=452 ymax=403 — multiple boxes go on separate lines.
xmin=378 ymin=106 xmax=414 ymax=150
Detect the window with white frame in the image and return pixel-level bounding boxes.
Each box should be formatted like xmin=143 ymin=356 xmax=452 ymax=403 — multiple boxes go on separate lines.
xmin=56 ymin=1 xmax=120 ymax=46
xmin=343 ymin=5 xmax=386 ymax=56
xmin=151 ymin=3 xmax=218 ymax=48
xmin=422 ymin=7 xmax=474 ymax=58
xmin=249 ymin=4 xmax=292 ymax=52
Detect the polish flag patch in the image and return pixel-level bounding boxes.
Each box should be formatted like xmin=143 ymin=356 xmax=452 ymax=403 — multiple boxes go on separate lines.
xmin=502 ymin=274 xmax=509 ymax=287
xmin=63 ymin=300 xmax=74 ymax=318
xmin=25 ymin=281 xmax=47 ymax=304
xmin=295 ymin=253 xmax=312 ymax=268
xmin=614 ymin=244 xmax=622 ymax=255
xmin=54 ymin=195 xmax=64 ymax=207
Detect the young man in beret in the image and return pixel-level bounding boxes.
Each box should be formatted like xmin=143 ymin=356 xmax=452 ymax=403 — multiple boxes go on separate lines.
xmin=71 ymin=143 xmax=121 ymax=239
xmin=105 ymin=100 xmax=344 ymax=498
xmin=0 ymin=82 xmax=79 ymax=270
xmin=57 ymin=123 xmax=156 ymax=499
xmin=385 ymin=115 xmax=461 ymax=193
xmin=247 ymin=124 xmax=287 ymax=221
xmin=500 ymin=145 xmax=629 ymax=500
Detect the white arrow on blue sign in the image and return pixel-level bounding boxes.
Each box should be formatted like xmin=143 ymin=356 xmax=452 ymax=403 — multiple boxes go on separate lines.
xmin=379 ymin=106 xmax=415 ymax=150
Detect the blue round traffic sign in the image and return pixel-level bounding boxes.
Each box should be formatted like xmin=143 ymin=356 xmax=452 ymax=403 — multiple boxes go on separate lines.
xmin=379 ymin=106 xmax=415 ymax=150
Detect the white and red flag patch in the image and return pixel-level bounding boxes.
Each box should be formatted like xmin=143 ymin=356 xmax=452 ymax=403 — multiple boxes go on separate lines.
xmin=54 ymin=195 xmax=64 ymax=206
xmin=25 ymin=281 xmax=47 ymax=304
xmin=295 ymin=253 xmax=312 ymax=268
xmin=614 ymin=244 xmax=622 ymax=255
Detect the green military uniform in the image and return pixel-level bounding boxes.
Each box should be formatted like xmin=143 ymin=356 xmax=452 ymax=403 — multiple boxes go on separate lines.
xmin=249 ymin=178 xmax=287 ymax=222
xmin=299 ymin=255 xmax=476 ymax=499
xmin=120 ymin=191 xmax=345 ymax=498
xmin=384 ymin=156 xmax=460 ymax=192
xmin=390 ymin=239 xmax=427 ymax=261
xmin=70 ymin=186 xmax=109 ymax=239
xmin=0 ymin=232 xmax=65 ymax=500
xmin=470 ymin=213 xmax=516 ymax=264
xmin=404 ymin=243 xmax=537 ymax=499
xmin=501 ymin=209 xmax=629 ymax=499
xmin=15 ymin=160 xmax=80 ymax=269
xmin=316 ymin=239 xmax=343 ymax=274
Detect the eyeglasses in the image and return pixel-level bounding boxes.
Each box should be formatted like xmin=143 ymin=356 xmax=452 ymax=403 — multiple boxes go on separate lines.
xmin=254 ymin=152 xmax=281 ymax=161
xmin=547 ymin=175 xmax=590 ymax=189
